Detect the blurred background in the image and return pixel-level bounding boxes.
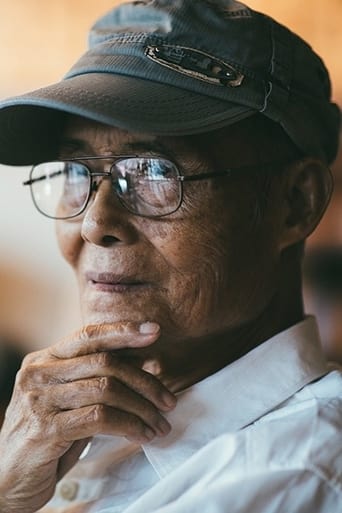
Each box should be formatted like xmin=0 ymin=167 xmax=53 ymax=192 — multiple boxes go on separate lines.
xmin=0 ymin=0 xmax=341 ymax=381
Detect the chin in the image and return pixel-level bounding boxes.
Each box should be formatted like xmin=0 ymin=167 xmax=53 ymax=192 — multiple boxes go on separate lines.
xmin=80 ymin=290 xmax=166 ymax=328
xmin=82 ymin=309 xmax=148 ymax=327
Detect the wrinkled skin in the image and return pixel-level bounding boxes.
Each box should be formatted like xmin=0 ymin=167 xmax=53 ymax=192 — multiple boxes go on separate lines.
xmin=0 ymin=116 xmax=331 ymax=513
xmin=58 ymin=119 xmax=282 ymax=363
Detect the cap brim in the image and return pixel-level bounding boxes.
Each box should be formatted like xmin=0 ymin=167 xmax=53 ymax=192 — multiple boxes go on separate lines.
xmin=0 ymin=73 xmax=254 ymax=165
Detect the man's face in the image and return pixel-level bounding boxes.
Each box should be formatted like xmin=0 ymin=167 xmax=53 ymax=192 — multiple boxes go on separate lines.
xmin=56 ymin=116 xmax=282 ymax=345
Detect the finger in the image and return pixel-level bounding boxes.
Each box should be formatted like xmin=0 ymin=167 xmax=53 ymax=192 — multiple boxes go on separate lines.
xmin=50 ymin=377 xmax=172 ymax=436
xmin=24 ymin=352 xmax=177 ymax=412
xmin=49 ymin=321 xmax=160 ymax=359
xmin=108 ymin=357 xmax=177 ymax=411
xmin=54 ymin=405 xmax=158 ymax=444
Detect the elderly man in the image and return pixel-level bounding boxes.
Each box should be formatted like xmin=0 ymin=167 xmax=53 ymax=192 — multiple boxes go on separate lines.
xmin=0 ymin=1 xmax=341 ymax=512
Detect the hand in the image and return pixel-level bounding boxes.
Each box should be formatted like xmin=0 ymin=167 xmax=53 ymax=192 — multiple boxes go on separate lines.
xmin=0 ymin=321 xmax=176 ymax=513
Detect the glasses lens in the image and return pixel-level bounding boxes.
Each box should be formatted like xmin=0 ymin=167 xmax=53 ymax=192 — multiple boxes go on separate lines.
xmin=113 ymin=158 xmax=181 ymax=217
xmin=29 ymin=161 xmax=90 ymax=219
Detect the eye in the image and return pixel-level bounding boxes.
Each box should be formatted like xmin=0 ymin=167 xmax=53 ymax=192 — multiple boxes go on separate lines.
xmin=112 ymin=157 xmax=181 ymax=216
xmin=145 ymin=158 xmax=177 ymax=180
xmin=125 ymin=157 xmax=177 ymax=180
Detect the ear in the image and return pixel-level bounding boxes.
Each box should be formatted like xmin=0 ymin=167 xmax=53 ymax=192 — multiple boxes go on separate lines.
xmin=278 ymin=159 xmax=333 ymax=251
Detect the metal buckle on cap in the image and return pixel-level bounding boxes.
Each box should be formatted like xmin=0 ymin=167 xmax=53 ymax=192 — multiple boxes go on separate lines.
xmin=145 ymin=44 xmax=244 ymax=87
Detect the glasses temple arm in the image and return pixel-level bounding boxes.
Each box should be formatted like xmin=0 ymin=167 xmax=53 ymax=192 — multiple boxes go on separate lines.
xmin=23 ymin=170 xmax=65 ymax=186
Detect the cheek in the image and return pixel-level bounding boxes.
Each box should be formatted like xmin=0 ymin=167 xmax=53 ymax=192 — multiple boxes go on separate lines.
xmin=139 ymin=212 xmax=244 ymax=329
xmin=55 ymin=220 xmax=83 ymax=269
xmin=140 ymin=210 xmax=230 ymax=274
xmin=147 ymin=200 xmax=279 ymax=333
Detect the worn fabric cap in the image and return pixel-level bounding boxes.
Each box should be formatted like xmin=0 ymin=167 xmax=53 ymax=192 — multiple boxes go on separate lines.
xmin=0 ymin=0 xmax=340 ymax=165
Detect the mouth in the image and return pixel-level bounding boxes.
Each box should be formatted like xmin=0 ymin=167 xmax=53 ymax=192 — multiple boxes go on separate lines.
xmin=85 ymin=271 xmax=151 ymax=293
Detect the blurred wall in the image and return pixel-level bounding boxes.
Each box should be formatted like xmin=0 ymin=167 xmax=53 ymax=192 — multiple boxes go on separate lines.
xmin=0 ymin=0 xmax=341 ymax=350
xmin=1 ymin=0 xmax=342 ymax=99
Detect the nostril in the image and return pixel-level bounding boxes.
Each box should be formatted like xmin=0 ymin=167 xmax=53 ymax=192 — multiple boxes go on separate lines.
xmin=102 ymin=235 xmax=120 ymax=246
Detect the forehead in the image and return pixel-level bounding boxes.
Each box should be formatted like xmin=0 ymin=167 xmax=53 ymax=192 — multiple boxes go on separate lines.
xmin=59 ymin=114 xmax=260 ymax=168
xmin=61 ymin=115 xmax=158 ymax=154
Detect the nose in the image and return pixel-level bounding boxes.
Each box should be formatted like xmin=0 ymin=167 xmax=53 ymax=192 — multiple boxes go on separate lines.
xmin=81 ymin=179 xmax=137 ymax=247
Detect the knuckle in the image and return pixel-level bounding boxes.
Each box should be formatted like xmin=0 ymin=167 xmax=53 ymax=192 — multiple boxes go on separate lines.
xmin=15 ymin=363 xmax=36 ymax=388
xmin=50 ymin=413 xmax=69 ymax=440
xmin=22 ymin=349 xmax=44 ymax=366
xmin=97 ymin=376 xmax=112 ymax=393
xmin=22 ymin=352 xmax=36 ymax=366
xmin=83 ymin=321 xmax=136 ymax=337
xmin=16 ymin=362 xmax=49 ymax=388
xmin=96 ymin=351 xmax=113 ymax=369
xmin=25 ymin=389 xmax=41 ymax=408
xmin=79 ymin=324 xmax=101 ymax=340
xmin=113 ymin=321 xmax=136 ymax=335
xmin=50 ymin=421 xmax=62 ymax=440
xmin=92 ymin=404 xmax=107 ymax=424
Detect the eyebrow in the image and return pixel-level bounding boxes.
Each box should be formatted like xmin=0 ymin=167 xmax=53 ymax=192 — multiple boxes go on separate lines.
xmin=59 ymin=137 xmax=175 ymax=159
xmin=59 ymin=137 xmax=90 ymax=154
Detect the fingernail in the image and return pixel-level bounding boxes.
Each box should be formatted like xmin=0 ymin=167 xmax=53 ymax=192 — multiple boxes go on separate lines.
xmin=162 ymin=392 xmax=177 ymax=409
xmin=139 ymin=322 xmax=160 ymax=335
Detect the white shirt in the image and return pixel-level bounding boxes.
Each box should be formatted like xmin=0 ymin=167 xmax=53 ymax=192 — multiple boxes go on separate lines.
xmin=41 ymin=317 xmax=342 ymax=513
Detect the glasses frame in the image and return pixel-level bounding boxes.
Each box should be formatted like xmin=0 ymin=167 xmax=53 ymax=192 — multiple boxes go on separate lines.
xmin=23 ymin=154 xmax=237 ymax=220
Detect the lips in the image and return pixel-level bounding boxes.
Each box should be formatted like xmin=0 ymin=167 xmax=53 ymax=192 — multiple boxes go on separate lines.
xmin=85 ymin=271 xmax=149 ymax=293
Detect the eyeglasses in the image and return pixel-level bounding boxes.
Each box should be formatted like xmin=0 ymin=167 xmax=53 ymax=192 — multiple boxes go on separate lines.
xmin=23 ymin=155 xmax=235 ymax=219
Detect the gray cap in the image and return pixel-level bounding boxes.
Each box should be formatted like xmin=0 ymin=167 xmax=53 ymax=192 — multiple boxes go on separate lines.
xmin=0 ymin=0 xmax=340 ymax=165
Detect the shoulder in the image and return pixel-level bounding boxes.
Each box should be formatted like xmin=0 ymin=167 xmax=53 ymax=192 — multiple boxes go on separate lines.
xmin=241 ymin=369 xmax=342 ymax=490
xmin=124 ymin=371 xmax=342 ymax=513
xmin=191 ymin=374 xmax=342 ymax=509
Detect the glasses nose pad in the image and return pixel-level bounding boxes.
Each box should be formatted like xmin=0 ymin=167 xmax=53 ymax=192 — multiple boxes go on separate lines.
xmin=114 ymin=176 xmax=129 ymax=196
xmin=91 ymin=181 xmax=99 ymax=193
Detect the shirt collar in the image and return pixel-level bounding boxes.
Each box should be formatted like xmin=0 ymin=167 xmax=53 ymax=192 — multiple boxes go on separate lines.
xmin=143 ymin=316 xmax=328 ymax=478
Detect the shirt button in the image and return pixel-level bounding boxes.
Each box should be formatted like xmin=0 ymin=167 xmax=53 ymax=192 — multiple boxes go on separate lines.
xmin=59 ymin=480 xmax=79 ymax=501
